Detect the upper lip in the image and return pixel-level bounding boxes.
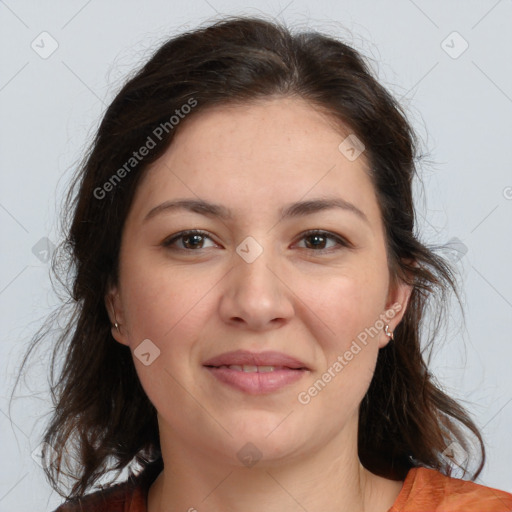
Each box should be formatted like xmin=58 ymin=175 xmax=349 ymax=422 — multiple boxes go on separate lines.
xmin=203 ymin=350 xmax=309 ymax=370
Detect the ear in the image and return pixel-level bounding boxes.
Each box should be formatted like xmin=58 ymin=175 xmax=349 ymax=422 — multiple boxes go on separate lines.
xmin=105 ymin=279 xmax=129 ymax=347
xmin=378 ymin=276 xmax=414 ymax=348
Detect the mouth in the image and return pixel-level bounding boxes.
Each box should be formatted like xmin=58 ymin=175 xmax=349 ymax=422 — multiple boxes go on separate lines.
xmin=203 ymin=350 xmax=310 ymax=395
xmin=210 ymin=364 xmax=298 ymax=372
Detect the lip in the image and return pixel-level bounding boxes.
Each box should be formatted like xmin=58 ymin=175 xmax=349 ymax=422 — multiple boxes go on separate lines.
xmin=203 ymin=350 xmax=310 ymax=395
xmin=203 ymin=350 xmax=309 ymax=369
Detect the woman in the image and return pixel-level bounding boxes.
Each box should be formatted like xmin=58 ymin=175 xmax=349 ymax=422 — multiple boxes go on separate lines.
xmin=27 ymin=15 xmax=511 ymax=511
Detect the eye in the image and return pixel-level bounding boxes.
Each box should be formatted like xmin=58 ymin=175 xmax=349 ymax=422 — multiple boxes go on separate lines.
xmin=162 ymin=230 xmax=218 ymax=251
xmin=295 ymin=230 xmax=351 ymax=252
xmin=161 ymin=229 xmax=351 ymax=253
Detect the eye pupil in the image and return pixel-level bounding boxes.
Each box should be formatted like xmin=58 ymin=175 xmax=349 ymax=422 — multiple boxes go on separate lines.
xmin=306 ymin=234 xmax=326 ymax=249
xmin=183 ymin=234 xmax=204 ymax=249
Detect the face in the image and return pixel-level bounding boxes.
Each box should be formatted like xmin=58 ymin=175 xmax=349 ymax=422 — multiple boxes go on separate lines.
xmin=107 ymin=97 xmax=411 ymax=467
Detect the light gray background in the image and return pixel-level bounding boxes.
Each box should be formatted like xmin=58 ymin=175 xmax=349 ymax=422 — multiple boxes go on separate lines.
xmin=1 ymin=1 xmax=511 ymax=510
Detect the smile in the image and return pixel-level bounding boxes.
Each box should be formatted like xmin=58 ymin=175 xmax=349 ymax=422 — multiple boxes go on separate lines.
xmin=202 ymin=350 xmax=310 ymax=394
xmin=204 ymin=364 xmax=308 ymax=394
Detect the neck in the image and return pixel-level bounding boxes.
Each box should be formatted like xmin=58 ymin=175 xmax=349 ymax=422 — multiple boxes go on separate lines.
xmin=147 ymin=418 xmax=402 ymax=512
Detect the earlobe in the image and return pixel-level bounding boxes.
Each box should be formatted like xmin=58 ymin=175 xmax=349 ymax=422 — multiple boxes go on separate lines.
xmin=389 ymin=280 xmax=413 ymax=325
xmin=388 ymin=260 xmax=416 ymax=326
xmin=379 ymin=279 xmax=414 ymax=348
xmin=105 ymin=285 xmax=129 ymax=347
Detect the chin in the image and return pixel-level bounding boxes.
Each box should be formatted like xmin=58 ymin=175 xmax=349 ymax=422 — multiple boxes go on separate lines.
xmin=223 ymin=414 xmax=310 ymax=458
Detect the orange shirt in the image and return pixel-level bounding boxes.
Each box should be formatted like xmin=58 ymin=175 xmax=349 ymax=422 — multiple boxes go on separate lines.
xmin=55 ymin=465 xmax=512 ymax=511
xmin=389 ymin=467 xmax=512 ymax=511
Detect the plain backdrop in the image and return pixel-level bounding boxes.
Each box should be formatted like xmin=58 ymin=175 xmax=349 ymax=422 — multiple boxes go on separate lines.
xmin=1 ymin=1 xmax=511 ymax=510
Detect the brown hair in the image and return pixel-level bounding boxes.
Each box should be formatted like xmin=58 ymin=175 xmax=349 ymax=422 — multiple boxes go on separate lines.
xmin=16 ymin=15 xmax=484 ymax=498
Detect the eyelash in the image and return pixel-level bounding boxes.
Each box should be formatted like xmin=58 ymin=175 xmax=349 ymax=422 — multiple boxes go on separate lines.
xmin=161 ymin=229 xmax=351 ymax=254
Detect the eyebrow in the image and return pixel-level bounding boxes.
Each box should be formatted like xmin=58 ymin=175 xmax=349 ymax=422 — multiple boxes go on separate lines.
xmin=143 ymin=197 xmax=368 ymax=224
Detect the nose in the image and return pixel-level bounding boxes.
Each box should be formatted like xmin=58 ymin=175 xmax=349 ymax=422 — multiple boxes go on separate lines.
xmin=218 ymin=247 xmax=295 ymax=331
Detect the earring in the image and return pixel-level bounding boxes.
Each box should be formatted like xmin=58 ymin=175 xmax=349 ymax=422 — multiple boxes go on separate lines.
xmin=109 ymin=296 xmax=120 ymax=333
xmin=384 ymin=324 xmax=394 ymax=340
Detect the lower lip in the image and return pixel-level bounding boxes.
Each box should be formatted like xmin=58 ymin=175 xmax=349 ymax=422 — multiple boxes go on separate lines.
xmin=205 ymin=366 xmax=307 ymax=395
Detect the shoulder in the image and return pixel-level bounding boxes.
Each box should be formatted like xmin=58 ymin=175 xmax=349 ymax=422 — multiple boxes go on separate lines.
xmin=52 ymin=458 xmax=163 ymax=512
xmin=390 ymin=467 xmax=512 ymax=511
xmin=52 ymin=479 xmax=143 ymax=512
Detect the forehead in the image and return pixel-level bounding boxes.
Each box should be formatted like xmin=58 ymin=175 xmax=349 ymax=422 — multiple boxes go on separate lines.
xmin=127 ymin=97 xmax=381 ymax=227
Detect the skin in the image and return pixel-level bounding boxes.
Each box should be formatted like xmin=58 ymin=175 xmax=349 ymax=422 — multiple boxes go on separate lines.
xmin=106 ymin=96 xmax=413 ymax=512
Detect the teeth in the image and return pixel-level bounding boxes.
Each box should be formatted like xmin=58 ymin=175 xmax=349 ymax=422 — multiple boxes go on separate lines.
xmin=226 ymin=365 xmax=276 ymax=372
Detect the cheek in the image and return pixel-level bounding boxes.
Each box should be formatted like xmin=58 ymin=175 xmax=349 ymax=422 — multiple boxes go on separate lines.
xmin=292 ymin=262 xmax=389 ymax=351
xmin=117 ymin=257 xmax=219 ymax=419
xmin=119 ymin=253 xmax=220 ymax=347
xmin=291 ymin=263 xmax=388 ymax=411
xmin=294 ymin=275 xmax=384 ymax=412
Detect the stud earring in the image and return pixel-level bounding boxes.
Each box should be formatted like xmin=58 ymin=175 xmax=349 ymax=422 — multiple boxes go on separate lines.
xmin=109 ymin=296 xmax=121 ymax=334
xmin=384 ymin=324 xmax=394 ymax=340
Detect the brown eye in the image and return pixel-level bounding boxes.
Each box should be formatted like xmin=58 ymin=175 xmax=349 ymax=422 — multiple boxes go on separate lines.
xmin=296 ymin=230 xmax=350 ymax=252
xmin=182 ymin=233 xmax=206 ymax=249
xmin=162 ymin=230 xmax=216 ymax=250
xmin=304 ymin=233 xmax=329 ymax=250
